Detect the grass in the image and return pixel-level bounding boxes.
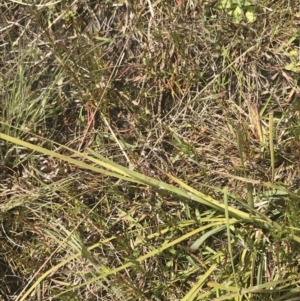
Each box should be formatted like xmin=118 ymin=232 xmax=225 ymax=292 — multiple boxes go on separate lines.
xmin=1 ymin=0 xmax=300 ymax=300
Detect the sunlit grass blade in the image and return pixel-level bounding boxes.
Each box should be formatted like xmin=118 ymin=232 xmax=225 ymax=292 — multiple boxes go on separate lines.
xmin=181 ymin=264 xmax=217 ymax=301
xmin=269 ymin=112 xmax=275 ymax=183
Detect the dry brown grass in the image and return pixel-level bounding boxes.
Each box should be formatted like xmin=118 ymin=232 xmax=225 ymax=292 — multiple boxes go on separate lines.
xmin=1 ymin=0 xmax=300 ymax=300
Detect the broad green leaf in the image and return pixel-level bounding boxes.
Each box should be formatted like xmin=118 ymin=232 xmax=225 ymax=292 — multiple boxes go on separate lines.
xmin=190 ymin=225 xmax=226 ymax=251
xmin=232 ymin=6 xmax=243 ymax=23
xmin=284 ymin=61 xmax=300 ymax=73
xmin=246 ymin=10 xmax=256 ymax=22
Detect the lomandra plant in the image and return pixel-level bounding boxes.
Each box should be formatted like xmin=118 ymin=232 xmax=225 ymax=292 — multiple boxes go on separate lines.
xmin=1 ymin=131 xmax=300 ymax=301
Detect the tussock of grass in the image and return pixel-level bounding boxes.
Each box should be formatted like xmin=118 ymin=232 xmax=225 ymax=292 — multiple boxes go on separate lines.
xmin=1 ymin=1 xmax=300 ymax=300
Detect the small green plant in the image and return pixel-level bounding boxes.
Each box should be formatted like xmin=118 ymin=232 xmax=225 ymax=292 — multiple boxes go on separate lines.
xmin=216 ymin=0 xmax=258 ymax=23
xmin=284 ymin=49 xmax=300 ymax=73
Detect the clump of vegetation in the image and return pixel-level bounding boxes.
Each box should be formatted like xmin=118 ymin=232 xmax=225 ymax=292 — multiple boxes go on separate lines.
xmin=1 ymin=1 xmax=300 ymax=300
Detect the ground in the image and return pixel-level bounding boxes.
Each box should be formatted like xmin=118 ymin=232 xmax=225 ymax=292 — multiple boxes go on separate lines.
xmin=1 ymin=1 xmax=300 ymax=300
